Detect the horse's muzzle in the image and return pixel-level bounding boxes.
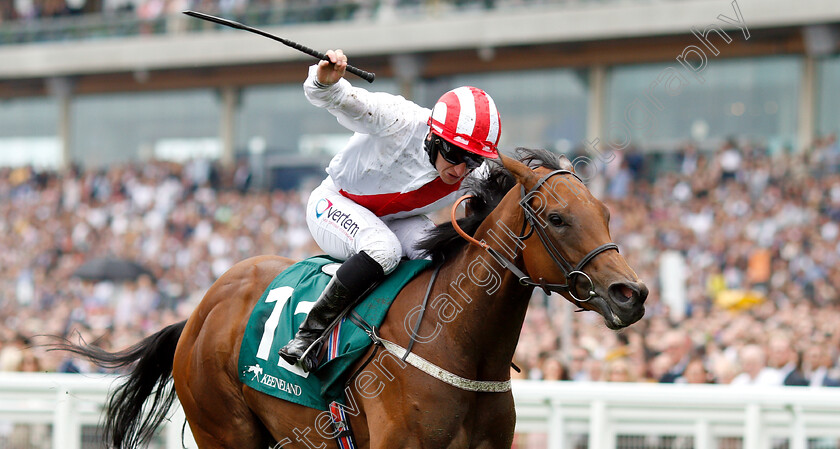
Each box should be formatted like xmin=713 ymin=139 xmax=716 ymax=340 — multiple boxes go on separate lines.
xmin=601 ymin=281 xmax=648 ymax=329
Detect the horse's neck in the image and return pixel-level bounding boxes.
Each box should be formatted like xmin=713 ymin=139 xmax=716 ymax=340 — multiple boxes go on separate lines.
xmin=436 ymin=191 xmax=533 ymax=376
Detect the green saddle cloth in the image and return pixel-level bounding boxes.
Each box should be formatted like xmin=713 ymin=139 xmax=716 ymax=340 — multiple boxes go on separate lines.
xmin=237 ymin=255 xmax=431 ymax=410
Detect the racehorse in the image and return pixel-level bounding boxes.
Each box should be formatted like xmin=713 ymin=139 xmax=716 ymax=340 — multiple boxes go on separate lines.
xmin=64 ymin=149 xmax=647 ymax=449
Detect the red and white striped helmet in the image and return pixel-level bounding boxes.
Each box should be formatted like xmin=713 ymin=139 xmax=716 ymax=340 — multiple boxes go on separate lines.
xmin=428 ymin=86 xmax=501 ymax=159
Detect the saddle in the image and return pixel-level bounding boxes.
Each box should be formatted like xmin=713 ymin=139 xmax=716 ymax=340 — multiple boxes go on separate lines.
xmin=237 ymin=255 xmax=430 ymax=410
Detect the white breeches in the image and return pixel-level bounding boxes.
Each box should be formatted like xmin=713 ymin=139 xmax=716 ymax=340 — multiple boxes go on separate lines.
xmin=306 ymin=178 xmax=435 ymax=274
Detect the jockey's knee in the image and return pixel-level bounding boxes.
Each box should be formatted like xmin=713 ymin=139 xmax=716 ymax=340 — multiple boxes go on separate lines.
xmin=356 ymin=229 xmax=401 ymax=275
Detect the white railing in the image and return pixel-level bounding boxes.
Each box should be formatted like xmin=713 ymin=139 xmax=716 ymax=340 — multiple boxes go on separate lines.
xmin=3 ymin=373 xmax=840 ymax=449
xmin=0 ymin=373 xmax=193 ymax=449
xmin=513 ymin=380 xmax=840 ymax=449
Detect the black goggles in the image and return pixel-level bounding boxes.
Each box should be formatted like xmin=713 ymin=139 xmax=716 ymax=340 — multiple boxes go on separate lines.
xmin=434 ymin=137 xmax=484 ymax=170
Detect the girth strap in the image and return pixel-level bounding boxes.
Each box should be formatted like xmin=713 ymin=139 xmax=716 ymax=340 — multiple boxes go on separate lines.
xmin=349 ymin=317 xmax=512 ymax=393
xmin=379 ymin=339 xmax=512 ymax=393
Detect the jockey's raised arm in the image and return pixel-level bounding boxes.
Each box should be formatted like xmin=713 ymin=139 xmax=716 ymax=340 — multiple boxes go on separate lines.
xmin=280 ymin=50 xmax=502 ymax=372
xmin=304 ymin=63 xmax=427 ymax=137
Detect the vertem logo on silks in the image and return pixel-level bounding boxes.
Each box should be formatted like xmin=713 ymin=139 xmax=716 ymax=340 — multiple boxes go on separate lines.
xmin=315 ymin=198 xmax=333 ymax=219
xmin=314 ymin=198 xmax=359 ymax=238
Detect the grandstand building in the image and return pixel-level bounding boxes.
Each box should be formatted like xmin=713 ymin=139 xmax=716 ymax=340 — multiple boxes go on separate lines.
xmin=0 ymin=0 xmax=838 ymax=187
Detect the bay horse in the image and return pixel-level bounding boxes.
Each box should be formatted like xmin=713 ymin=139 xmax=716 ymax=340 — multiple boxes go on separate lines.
xmin=67 ymin=149 xmax=647 ymax=449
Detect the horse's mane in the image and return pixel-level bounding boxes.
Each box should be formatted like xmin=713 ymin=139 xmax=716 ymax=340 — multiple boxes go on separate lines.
xmin=416 ymin=147 xmax=569 ymax=265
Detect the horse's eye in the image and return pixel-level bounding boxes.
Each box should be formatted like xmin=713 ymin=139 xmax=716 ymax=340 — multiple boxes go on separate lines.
xmin=548 ymin=213 xmax=565 ymax=227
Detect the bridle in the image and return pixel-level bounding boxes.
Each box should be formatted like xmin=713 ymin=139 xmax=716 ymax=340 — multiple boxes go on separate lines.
xmin=451 ymin=169 xmax=619 ymax=305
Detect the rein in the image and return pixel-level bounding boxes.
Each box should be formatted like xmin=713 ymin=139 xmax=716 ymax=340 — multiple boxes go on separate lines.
xmin=451 ymin=169 xmax=619 ymax=306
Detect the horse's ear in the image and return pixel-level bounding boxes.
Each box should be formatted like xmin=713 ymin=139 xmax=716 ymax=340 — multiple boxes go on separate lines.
xmin=557 ymin=154 xmax=574 ymax=172
xmin=500 ymin=154 xmax=539 ymax=190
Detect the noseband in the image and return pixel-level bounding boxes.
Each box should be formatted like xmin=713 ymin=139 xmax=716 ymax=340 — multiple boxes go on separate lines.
xmin=452 ymin=169 xmax=618 ymax=304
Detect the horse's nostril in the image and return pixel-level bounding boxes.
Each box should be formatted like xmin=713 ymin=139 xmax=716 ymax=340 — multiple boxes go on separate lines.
xmin=618 ymin=284 xmax=634 ymax=300
xmin=609 ymin=282 xmax=639 ymax=305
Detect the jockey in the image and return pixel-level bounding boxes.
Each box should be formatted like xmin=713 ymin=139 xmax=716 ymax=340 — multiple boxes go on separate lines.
xmin=279 ymin=49 xmax=502 ymax=372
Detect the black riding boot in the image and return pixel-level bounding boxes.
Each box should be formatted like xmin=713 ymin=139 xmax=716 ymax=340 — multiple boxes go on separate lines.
xmin=278 ymin=251 xmax=385 ymax=372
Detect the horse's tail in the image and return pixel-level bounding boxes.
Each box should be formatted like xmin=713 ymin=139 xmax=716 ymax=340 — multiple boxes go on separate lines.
xmin=55 ymin=320 xmax=187 ymax=449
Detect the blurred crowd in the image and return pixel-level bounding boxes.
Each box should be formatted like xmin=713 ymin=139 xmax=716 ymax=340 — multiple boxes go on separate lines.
xmin=0 ymin=159 xmax=317 ymax=373
xmin=0 ymin=0 xmax=490 ymax=24
xmin=1 ymin=0 xmax=269 ymax=23
xmin=0 ymin=0 xmax=453 ymax=44
xmin=0 ymin=135 xmax=839 ymax=392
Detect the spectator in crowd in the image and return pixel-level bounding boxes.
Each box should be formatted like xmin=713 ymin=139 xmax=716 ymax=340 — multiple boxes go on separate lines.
xmin=802 ymin=343 xmax=840 ymax=387
xmin=578 ymin=357 xmax=604 ymax=382
xmin=17 ymin=348 xmax=44 ymax=372
xmin=647 ymin=353 xmax=674 ymax=383
xmin=539 ymin=353 xmax=570 ymax=381
xmin=710 ymin=356 xmax=739 ymax=385
xmin=676 ymin=358 xmax=713 ymax=384
xmin=658 ymin=329 xmax=692 ymax=383
xmin=568 ymin=347 xmax=591 ymax=381
xmin=0 ymin=334 xmax=26 ymax=371
xmin=731 ymin=344 xmax=781 ymax=385
xmin=767 ymin=333 xmax=808 ymax=386
xmin=604 ymin=358 xmax=635 ymax=383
